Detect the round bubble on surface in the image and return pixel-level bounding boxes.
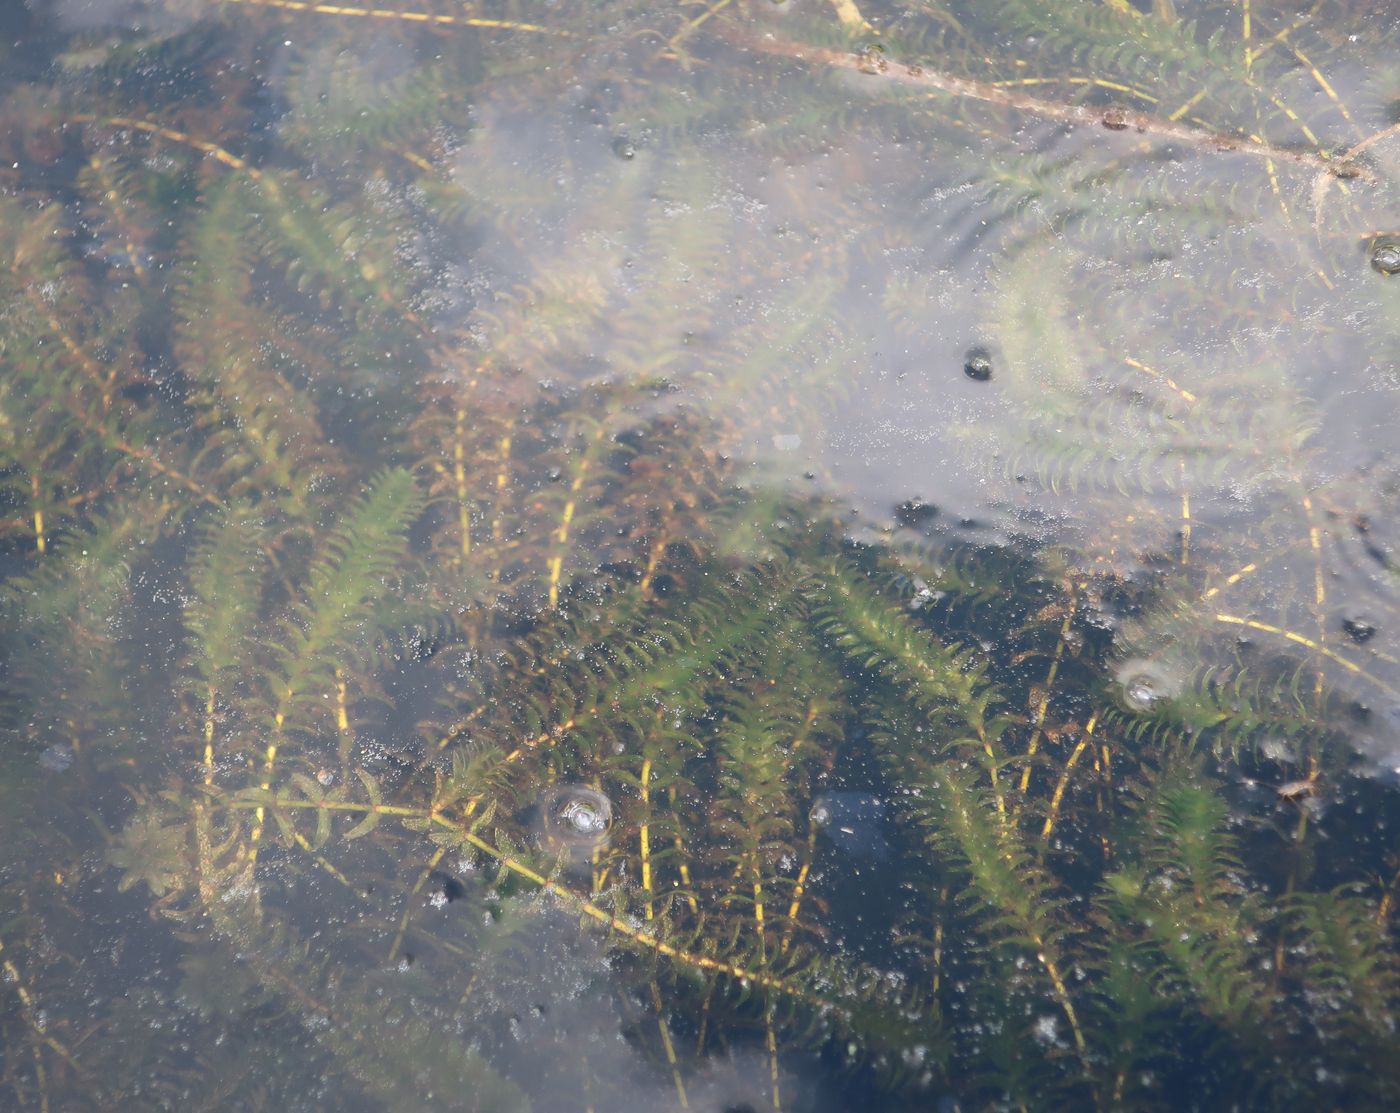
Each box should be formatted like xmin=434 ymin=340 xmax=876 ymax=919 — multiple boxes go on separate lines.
xmin=538 ymin=785 xmax=614 ymax=860
xmin=1113 ymin=657 xmax=1182 ymax=713
xmin=963 ymin=346 xmax=993 ymax=381
xmin=1371 ymin=238 xmax=1400 ymax=276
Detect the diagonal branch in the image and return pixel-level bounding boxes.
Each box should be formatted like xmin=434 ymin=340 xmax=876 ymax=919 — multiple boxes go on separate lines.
xmin=730 ymin=32 xmax=1370 ymax=181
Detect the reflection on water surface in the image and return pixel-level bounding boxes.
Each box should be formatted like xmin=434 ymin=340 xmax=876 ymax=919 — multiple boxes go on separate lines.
xmin=2 ymin=1 xmax=1400 ymax=1109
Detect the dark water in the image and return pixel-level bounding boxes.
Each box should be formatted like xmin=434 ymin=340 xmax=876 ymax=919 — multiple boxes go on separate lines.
xmin=2 ymin=1 xmax=1400 ymax=1110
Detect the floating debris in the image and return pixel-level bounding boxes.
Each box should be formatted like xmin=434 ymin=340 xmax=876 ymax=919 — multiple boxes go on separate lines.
xmin=1276 ymin=776 xmax=1319 ymax=802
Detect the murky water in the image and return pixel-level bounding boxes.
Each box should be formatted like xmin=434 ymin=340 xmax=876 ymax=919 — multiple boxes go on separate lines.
xmin=2 ymin=1 xmax=1400 ymax=1110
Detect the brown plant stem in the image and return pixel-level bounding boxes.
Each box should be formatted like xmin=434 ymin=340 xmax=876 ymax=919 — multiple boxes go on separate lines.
xmin=728 ymin=32 xmax=1369 ymax=181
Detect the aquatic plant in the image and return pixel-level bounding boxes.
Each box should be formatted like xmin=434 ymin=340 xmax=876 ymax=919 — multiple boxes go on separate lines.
xmin=1 ymin=0 xmax=1398 ymax=1110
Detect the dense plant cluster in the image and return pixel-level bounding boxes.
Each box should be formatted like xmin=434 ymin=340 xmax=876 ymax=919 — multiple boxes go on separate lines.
xmin=1 ymin=1 xmax=1398 ymax=1109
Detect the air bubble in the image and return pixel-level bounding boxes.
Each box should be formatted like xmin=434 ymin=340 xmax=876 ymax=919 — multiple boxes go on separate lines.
xmin=856 ymin=42 xmax=888 ymax=75
xmin=1371 ymin=238 xmax=1400 ymax=276
xmin=539 ymin=785 xmax=614 ymax=859
xmin=611 ymin=137 xmax=635 ymax=161
xmin=1342 ymin=615 xmax=1377 ymax=643
xmin=1124 ymin=676 xmax=1159 ymax=710
xmin=1114 ymin=658 xmax=1180 ymax=712
xmin=557 ymin=794 xmax=609 ymax=836
xmin=1100 ymin=106 xmax=1130 ymax=131
xmin=963 ymin=347 xmax=993 ymax=381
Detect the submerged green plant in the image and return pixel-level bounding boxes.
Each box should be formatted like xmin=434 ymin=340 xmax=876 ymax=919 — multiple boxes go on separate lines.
xmin=1 ymin=1 xmax=1399 ymax=1110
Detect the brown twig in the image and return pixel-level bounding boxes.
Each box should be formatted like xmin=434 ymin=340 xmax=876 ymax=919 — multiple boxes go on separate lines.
xmin=729 ymin=33 xmax=1370 ymax=181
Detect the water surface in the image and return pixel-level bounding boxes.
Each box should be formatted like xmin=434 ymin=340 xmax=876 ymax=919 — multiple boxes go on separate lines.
xmin=3 ymin=1 xmax=1400 ymax=1110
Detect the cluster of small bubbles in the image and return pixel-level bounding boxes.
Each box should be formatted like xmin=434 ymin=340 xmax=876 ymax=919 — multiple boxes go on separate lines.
xmin=1259 ymin=736 xmax=1298 ymax=764
xmin=893 ymin=496 xmax=938 ymax=528
xmin=963 ymin=346 xmax=993 ymax=381
xmin=427 ymin=869 xmax=465 ymax=904
xmin=908 ymin=577 xmax=944 ymax=610
xmin=1371 ymin=237 xmax=1400 ymax=276
xmin=1114 ymin=658 xmax=1180 ymax=712
xmin=38 ymin=744 xmax=74 ymax=773
xmin=1085 ymin=606 xmax=1117 ymax=634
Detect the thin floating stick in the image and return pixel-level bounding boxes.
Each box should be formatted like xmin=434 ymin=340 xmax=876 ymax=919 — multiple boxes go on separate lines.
xmin=386 ymin=846 xmax=448 ymax=963
xmin=1213 ymin=613 xmax=1400 ymax=697
xmin=1041 ymin=715 xmax=1096 ymax=845
xmin=220 ymin=791 xmax=822 ymax=1003
xmin=217 ymin=0 xmax=570 ymax=36
xmin=30 ymin=474 xmax=44 ymax=555
xmin=828 ymin=0 xmax=870 ymax=32
xmin=666 ymin=0 xmax=736 ymax=55
xmin=650 ymin=981 xmax=690 ymax=1109
xmin=639 ymin=756 xmax=655 ymax=921
xmin=1017 ymin=588 xmax=1076 ymax=795
xmin=730 ymin=32 xmax=1366 ymax=180
xmin=0 ymin=939 xmax=92 ymax=1083
xmin=441 ymin=814 xmax=818 ymax=1000
xmin=779 ymin=827 xmax=816 ymax=955
xmin=68 ymin=115 xmax=264 ymax=179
